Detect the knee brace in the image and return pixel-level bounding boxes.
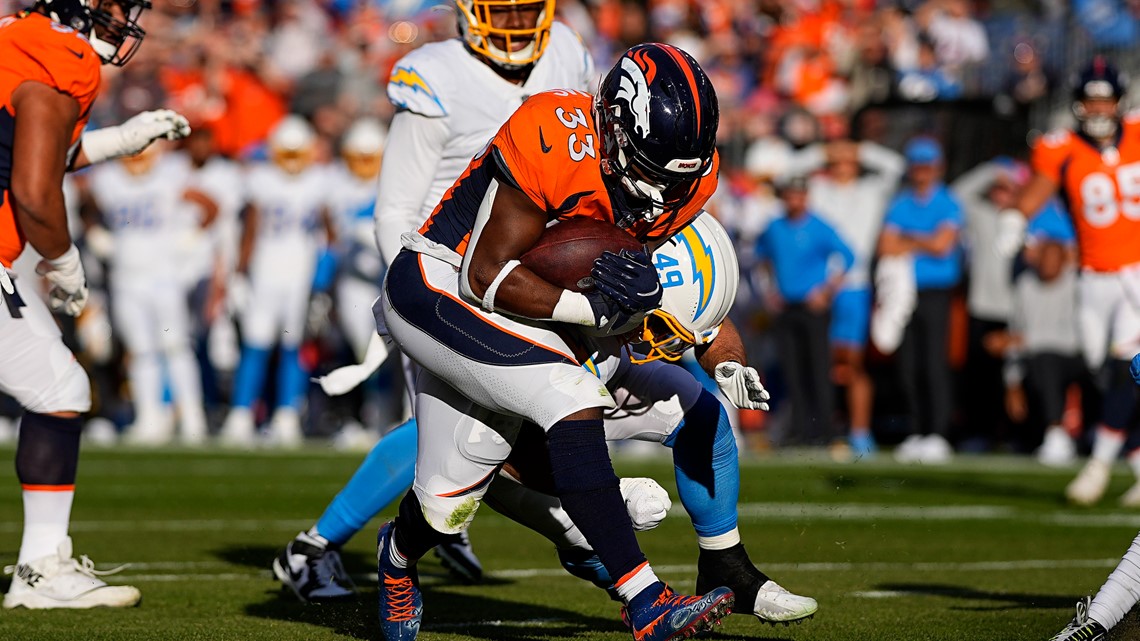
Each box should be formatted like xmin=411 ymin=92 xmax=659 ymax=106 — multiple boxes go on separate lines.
xmin=16 ymin=413 xmax=83 ymax=487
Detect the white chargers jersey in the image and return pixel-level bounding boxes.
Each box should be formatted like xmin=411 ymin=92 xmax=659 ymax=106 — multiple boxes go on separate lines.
xmin=89 ymin=153 xmax=197 ymax=278
xmin=244 ymin=162 xmax=329 ymax=282
xmin=375 ymin=21 xmax=595 ymax=263
xmin=328 ymin=164 xmax=383 ymax=281
xmin=189 ymin=156 xmax=246 ymax=274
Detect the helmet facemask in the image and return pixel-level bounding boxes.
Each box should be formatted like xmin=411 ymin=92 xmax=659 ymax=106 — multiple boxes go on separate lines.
xmin=456 ymin=0 xmax=554 ymax=70
xmin=630 ymin=310 xmax=717 ymax=364
xmin=1074 ymin=98 xmax=1121 ymax=140
xmin=52 ymin=0 xmax=150 ymax=66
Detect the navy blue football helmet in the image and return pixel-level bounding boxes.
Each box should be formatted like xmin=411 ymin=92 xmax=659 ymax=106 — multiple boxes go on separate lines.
xmin=1072 ymin=56 xmax=1128 ymax=139
xmin=594 ymin=43 xmax=719 ymax=240
xmin=36 ymin=0 xmax=151 ymax=66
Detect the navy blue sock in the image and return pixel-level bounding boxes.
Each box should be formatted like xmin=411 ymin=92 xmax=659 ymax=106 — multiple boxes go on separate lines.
xmin=547 ymin=418 xmax=646 ymax=583
xmin=665 ymin=390 xmax=739 ymax=537
xmin=392 ymin=491 xmax=448 ymax=563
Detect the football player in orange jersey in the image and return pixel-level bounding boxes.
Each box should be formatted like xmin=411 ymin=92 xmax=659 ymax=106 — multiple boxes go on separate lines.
xmin=0 ymin=0 xmax=188 ymax=609
xmin=375 ymin=44 xmax=744 ymax=641
xmin=994 ymin=58 xmax=1140 ymax=507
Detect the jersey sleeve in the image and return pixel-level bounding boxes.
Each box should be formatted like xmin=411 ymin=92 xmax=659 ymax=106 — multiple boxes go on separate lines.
xmin=1030 ymin=129 xmax=1072 ymax=185
xmin=386 ymin=50 xmax=448 ymax=118
xmin=12 ymin=21 xmax=100 ymax=114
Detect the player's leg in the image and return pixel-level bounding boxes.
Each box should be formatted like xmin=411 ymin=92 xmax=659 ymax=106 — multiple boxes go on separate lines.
xmin=1048 ymin=531 xmax=1140 ymax=640
xmin=155 ymin=284 xmax=207 ymax=445
xmin=113 ymin=281 xmax=170 ymax=445
xmin=805 ymin=307 xmax=838 ymax=449
xmin=274 ymin=419 xmax=418 ymax=602
xmin=1030 ymin=353 xmax=1078 ymax=466
xmin=611 ymin=359 xmax=817 ymax=623
xmin=1068 ymin=273 xmax=1124 ymax=505
xmin=917 ymin=289 xmax=955 ymax=461
xmin=220 ymin=275 xmax=280 ymax=446
xmin=1106 ymin=286 xmax=1140 ymax=504
xmin=382 ymin=252 xmax=733 ymax=636
xmin=0 ymin=280 xmax=139 ymax=609
xmin=376 ymin=373 xmax=519 ymax=639
xmin=831 ymin=287 xmax=876 ymax=457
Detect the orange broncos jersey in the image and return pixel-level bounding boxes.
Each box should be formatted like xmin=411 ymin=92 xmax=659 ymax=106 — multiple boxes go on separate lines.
xmin=0 ymin=11 xmax=101 ymax=268
xmin=419 ymin=89 xmax=718 ymax=256
xmin=1031 ymin=115 xmax=1140 ymax=271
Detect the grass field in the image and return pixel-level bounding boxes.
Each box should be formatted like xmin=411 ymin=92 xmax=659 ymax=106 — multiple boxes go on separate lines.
xmin=3 ymin=446 xmax=1140 ymax=641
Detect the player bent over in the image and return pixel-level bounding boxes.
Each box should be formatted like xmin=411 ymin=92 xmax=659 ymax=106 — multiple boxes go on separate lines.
xmin=377 ymin=44 xmax=732 ymax=640
xmin=0 ymin=0 xmax=189 ymax=608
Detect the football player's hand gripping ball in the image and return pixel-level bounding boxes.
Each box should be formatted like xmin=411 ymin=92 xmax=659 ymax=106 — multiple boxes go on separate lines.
xmin=715 ymin=361 xmax=771 ymax=411
xmin=585 ymin=250 xmax=662 ymax=334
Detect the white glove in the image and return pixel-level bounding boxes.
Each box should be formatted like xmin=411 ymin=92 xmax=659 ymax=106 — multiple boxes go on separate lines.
xmin=314 ymin=333 xmax=391 ymax=396
xmin=35 ymin=245 xmax=88 ymax=316
xmin=81 ymin=109 xmax=192 ymax=164
xmin=993 ymin=208 xmax=1028 ymax=259
xmin=619 ymin=477 xmax=671 ymax=531
xmin=714 ymin=361 xmax=771 ymax=411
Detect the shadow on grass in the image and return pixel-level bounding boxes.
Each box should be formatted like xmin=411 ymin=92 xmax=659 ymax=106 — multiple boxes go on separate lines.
xmin=875 ymin=582 xmax=1077 ymax=611
xmin=245 ymin=584 xmax=628 ymax=641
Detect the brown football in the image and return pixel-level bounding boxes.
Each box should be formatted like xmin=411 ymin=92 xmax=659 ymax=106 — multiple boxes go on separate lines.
xmin=520 ymin=217 xmax=643 ymax=292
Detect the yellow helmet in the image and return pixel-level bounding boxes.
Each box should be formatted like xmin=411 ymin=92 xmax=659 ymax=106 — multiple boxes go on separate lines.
xmin=269 ymin=115 xmax=317 ymax=175
xmin=342 ymin=118 xmax=386 ymax=181
xmin=633 ymin=213 xmax=739 ymax=363
xmin=455 ymin=0 xmax=555 ymax=69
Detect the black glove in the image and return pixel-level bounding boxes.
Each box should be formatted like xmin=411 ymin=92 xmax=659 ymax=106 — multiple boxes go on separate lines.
xmin=590 ymin=250 xmax=662 ymax=315
xmin=582 ymin=288 xmax=637 ymax=333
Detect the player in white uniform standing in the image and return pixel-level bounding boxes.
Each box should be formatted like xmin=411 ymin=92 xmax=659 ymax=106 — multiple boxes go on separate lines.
xmin=220 ymin=116 xmax=336 ymax=447
xmin=87 ymin=143 xmax=217 ymax=445
xmin=272 ymin=0 xmax=592 ymax=599
xmin=329 ymin=118 xmax=387 ymax=361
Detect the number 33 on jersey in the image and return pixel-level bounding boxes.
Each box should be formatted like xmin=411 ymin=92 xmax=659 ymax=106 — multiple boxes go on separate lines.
xmin=1032 ymin=115 xmax=1140 ymax=271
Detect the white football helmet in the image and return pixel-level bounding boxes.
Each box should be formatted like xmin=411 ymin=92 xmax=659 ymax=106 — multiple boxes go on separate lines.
xmin=455 ymin=0 xmax=554 ymax=69
xmin=341 ymin=118 xmax=386 ymax=181
xmin=634 ymin=213 xmax=739 ymax=362
xmin=269 ymin=115 xmax=317 ymax=175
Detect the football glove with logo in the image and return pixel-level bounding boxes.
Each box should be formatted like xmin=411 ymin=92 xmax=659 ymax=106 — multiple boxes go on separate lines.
xmin=81 ymin=110 xmax=191 ymax=165
xmin=36 ymin=245 xmax=88 ymax=317
xmin=591 ymin=250 xmax=662 ymax=314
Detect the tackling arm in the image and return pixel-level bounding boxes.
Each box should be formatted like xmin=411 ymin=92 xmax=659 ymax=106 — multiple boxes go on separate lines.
xmin=374 ymin=111 xmax=449 ymax=265
xmin=695 ymin=318 xmax=771 ymax=411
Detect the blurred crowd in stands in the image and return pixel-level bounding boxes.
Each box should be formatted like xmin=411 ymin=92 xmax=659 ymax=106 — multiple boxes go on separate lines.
xmin=1 ymin=0 xmax=1138 ymax=462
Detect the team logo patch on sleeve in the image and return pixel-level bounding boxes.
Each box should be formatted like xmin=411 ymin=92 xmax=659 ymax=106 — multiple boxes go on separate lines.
xmin=388 ymin=66 xmax=446 ymax=117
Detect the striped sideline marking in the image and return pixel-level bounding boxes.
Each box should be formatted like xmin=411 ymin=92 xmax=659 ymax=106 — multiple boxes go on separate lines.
xmin=6 ymin=502 xmax=1140 ymax=534
xmin=111 ymin=557 xmax=1122 ymax=583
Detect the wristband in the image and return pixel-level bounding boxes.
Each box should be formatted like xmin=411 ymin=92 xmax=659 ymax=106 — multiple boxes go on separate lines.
xmin=549 ymin=289 xmax=595 ymax=326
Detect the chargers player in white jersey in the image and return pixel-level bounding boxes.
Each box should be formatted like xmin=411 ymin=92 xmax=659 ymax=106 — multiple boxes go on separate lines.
xmin=87 ymin=143 xmax=217 ymax=446
xmin=184 ymin=126 xmax=247 ymax=378
xmin=272 ymin=0 xmax=592 ymax=600
xmin=329 ymin=118 xmax=387 ymax=361
xmin=220 ymin=116 xmax=336 ymax=448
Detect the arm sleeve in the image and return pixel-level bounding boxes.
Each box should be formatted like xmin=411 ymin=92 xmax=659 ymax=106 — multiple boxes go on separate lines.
xmin=374 ymin=109 xmax=451 ymax=265
xmin=951 ymin=162 xmax=997 ymax=216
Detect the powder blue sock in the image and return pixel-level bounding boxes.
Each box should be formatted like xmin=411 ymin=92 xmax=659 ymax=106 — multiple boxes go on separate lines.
xmin=665 ymin=390 xmax=740 ymax=537
xmin=276 ymin=346 xmax=308 ymax=410
xmin=231 ymin=345 xmax=271 ymax=408
xmin=314 ymin=419 xmax=418 ymax=545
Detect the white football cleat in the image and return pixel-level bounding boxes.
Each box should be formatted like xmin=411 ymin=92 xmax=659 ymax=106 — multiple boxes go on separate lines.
xmin=1066 ymin=459 xmax=1112 ymax=506
xmin=1119 ymin=480 xmax=1140 ymax=507
xmin=1038 ymin=426 xmax=1077 ymax=467
xmin=919 ymin=434 xmax=953 ymax=464
xmin=178 ymin=405 xmax=209 ymax=447
xmin=753 ymin=580 xmax=819 ymax=623
xmin=894 ymin=434 xmax=926 ymax=463
xmin=1048 ymin=597 xmax=1108 ymax=640
xmin=219 ymin=407 xmax=257 ymax=448
xmin=3 ymin=537 xmax=140 ymax=609
xmin=264 ymin=408 xmax=303 ymax=449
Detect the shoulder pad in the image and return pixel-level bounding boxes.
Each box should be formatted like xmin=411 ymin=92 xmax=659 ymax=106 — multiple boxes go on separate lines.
xmin=386 ymin=45 xmax=452 ymax=118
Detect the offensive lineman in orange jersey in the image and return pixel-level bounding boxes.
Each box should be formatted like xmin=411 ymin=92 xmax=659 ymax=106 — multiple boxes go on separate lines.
xmin=0 ymin=0 xmax=189 ymax=609
xmin=994 ymin=58 xmax=1140 ymax=507
xmin=375 ymin=44 xmax=739 ymax=641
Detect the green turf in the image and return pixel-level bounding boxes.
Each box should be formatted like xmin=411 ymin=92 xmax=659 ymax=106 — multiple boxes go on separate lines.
xmin=2 ymin=446 xmax=1140 ymax=640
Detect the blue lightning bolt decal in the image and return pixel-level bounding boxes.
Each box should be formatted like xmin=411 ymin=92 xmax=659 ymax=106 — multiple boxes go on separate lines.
xmin=680 ymin=224 xmax=715 ymax=320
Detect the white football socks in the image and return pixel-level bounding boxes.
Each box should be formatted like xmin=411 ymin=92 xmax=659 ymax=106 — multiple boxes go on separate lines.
xmin=1088 ymin=532 xmax=1140 ymax=629
xmin=19 ymin=489 xmax=74 ymax=564
xmin=615 ymin=563 xmax=660 ymax=604
xmin=1091 ymin=426 xmax=1126 ymax=463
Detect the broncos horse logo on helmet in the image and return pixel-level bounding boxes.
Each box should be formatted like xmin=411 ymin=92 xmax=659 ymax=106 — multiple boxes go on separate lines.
xmin=594 ymin=43 xmax=719 ymax=242
xmin=36 ymin=0 xmax=150 ymax=66
xmin=634 ymin=213 xmax=739 ymax=363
